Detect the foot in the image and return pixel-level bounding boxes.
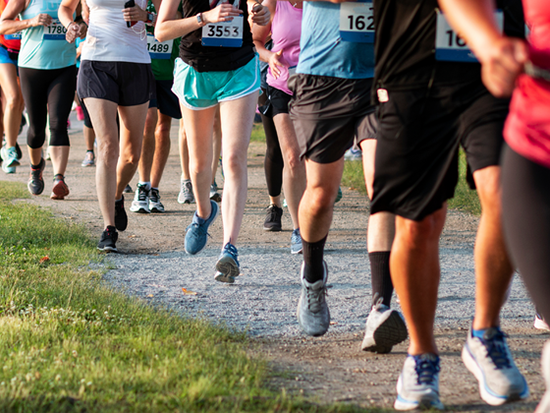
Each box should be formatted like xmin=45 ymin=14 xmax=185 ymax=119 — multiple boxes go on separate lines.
xmin=184 ymin=200 xmax=219 ymax=255
xmin=214 ymin=242 xmax=240 ymax=283
xmin=394 ymin=354 xmax=444 ymax=411
xmin=290 ymin=228 xmax=303 ymax=254
xmin=535 ymin=313 xmax=550 ymax=331
xmin=28 ymin=158 xmax=45 ymax=196
xmin=1 ymin=145 xmax=20 ymax=170
xmin=362 ymin=296 xmax=408 ymax=354
xmin=462 ymin=327 xmax=529 ymax=406
xmin=50 ymin=175 xmax=70 ymax=200
xmin=81 ymin=151 xmax=95 ymax=167
xmin=535 ymin=340 xmax=550 ymax=413
xmin=296 ymin=261 xmax=330 ymax=337
xmin=263 ymin=204 xmax=283 ymax=231
xmin=335 ymin=186 xmax=343 ymax=203
xmin=130 ymin=183 xmax=150 ymax=214
xmin=209 ymin=181 xmax=222 ymax=202
xmin=123 ymin=184 xmax=133 ymax=194
xmin=178 ymin=179 xmax=194 ymax=204
xmin=97 ymin=226 xmax=118 ymax=252
xmin=149 ymin=188 xmax=165 ymax=213
xmin=114 ymin=196 xmax=128 ymax=231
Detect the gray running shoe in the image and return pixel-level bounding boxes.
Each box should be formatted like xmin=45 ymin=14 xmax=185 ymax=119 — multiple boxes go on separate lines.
xmin=394 ymin=353 xmax=444 ymax=411
xmin=214 ymin=242 xmax=240 ymax=283
xmin=149 ymin=188 xmax=165 ymax=213
xmin=296 ymin=261 xmax=330 ymax=337
xmin=81 ymin=151 xmax=95 ymax=167
xmin=290 ymin=228 xmax=303 ymax=254
xmin=28 ymin=158 xmax=45 ymax=195
xmin=178 ymin=179 xmax=194 ymax=204
xmin=123 ymin=184 xmax=133 ymax=194
xmin=362 ymin=296 xmax=408 ymax=354
xmin=535 ymin=340 xmax=550 ymax=413
xmin=462 ymin=327 xmax=529 ymax=406
xmin=130 ymin=183 xmax=150 ymax=213
xmin=210 ymin=181 xmax=222 ymax=202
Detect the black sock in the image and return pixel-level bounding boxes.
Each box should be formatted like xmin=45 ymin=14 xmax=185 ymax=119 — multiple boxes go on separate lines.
xmin=369 ymin=251 xmax=393 ymax=307
xmin=31 ymin=159 xmax=44 ymax=169
xmin=303 ymin=235 xmax=327 ymax=283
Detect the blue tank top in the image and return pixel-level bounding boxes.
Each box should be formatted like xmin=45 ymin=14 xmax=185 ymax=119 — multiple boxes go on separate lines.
xmin=19 ymin=0 xmax=76 ymax=69
xmin=297 ymin=2 xmax=374 ymax=79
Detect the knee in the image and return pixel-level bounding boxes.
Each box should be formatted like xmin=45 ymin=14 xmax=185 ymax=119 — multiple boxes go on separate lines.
xmin=285 ymin=154 xmax=304 ymax=175
xmin=222 ymin=153 xmax=247 ymax=176
xmin=304 ymin=185 xmax=335 ymax=215
xmin=399 ymin=214 xmax=444 ymax=246
xmin=97 ymin=139 xmax=119 ymax=163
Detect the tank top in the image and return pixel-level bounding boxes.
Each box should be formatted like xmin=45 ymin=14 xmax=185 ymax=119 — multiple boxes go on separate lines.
xmin=266 ymin=1 xmax=301 ymax=95
xmin=81 ymin=0 xmax=150 ymax=63
xmin=504 ymin=0 xmax=550 ymax=168
xmin=0 ymin=0 xmax=21 ymax=51
xmin=19 ymin=0 xmax=76 ymax=69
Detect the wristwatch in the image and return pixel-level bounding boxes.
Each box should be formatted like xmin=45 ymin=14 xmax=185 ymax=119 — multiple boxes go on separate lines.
xmin=196 ymin=12 xmax=205 ymax=27
xmin=146 ymin=12 xmax=156 ymax=25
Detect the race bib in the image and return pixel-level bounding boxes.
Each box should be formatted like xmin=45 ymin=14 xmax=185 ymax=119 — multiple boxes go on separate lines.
xmin=4 ymin=32 xmax=21 ymax=40
xmin=339 ymin=0 xmax=374 ymax=43
xmin=43 ymin=20 xmax=67 ymax=40
xmin=147 ymin=34 xmax=173 ymax=59
xmin=435 ymin=10 xmax=503 ymax=62
xmin=201 ymin=15 xmax=243 ymax=47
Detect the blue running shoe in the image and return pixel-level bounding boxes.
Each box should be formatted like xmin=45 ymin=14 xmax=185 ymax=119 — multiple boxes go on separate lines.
xmin=185 ymin=200 xmax=219 ymax=255
xmin=394 ymin=353 xmax=444 ymax=411
xmin=214 ymin=242 xmax=240 ymax=283
xmin=291 ymin=228 xmax=303 ymax=254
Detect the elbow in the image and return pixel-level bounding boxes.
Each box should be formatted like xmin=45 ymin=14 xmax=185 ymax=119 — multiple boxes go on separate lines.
xmin=154 ymin=26 xmax=166 ymax=42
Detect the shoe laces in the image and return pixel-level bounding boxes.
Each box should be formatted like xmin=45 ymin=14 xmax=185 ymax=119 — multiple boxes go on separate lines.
xmin=222 ymin=242 xmax=239 ymax=261
xmin=479 ymin=328 xmax=512 ymax=369
xmin=291 ymin=229 xmax=301 ymax=243
xmin=150 ymin=188 xmax=160 ymax=201
xmin=412 ymin=354 xmax=440 ymax=385
xmin=136 ymin=184 xmax=148 ymax=201
xmin=266 ymin=204 xmax=281 ymax=219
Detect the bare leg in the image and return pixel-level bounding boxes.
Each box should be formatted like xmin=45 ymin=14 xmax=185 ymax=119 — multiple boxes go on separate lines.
xmin=137 ymin=107 xmax=158 ymax=183
xmin=151 ymin=112 xmax=172 ymax=188
xmin=49 ymin=146 xmax=70 ymax=176
xmin=211 ymin=107 xmax=222 ymax=183
xmin=0 ymin=63 xmax=23 ymax=149
xmin=84 ymin=126 xmax=95 ymax=151
xmin=179 ymin=117 xmax=191 ymax=180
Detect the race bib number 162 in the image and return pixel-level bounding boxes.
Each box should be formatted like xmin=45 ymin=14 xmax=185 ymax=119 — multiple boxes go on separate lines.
xmin=339 ymin=0 xmax=374 ymax=43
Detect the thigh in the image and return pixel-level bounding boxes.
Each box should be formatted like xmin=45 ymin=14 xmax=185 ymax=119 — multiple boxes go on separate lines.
xmin=118 ymin=102 xmax=150 ymax=154
xmin=219 ymin=90 xmax=258 ymax=161
xmin=0 ymin=62 xmax=21 ymax=101
xmin=83 ymin=97 xmax=119 ymax=146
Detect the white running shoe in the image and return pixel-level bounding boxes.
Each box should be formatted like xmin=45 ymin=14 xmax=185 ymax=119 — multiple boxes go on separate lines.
xmin=462 ymin=327 xmax=529 ymax=406
xmin=129 ymin=183 xmax=150 ymax=213
xmin=394 ymin=353 xmax=444 ymax=411
xmin=178 ymin=179 xmax=194 ymax=204
xmin=535 ymin=313 xmax=550 ymax=331
xmin=148 ymin=188 xmax=165 ymax=213
xmin=362 ymin=296 xmax=408 ymax=354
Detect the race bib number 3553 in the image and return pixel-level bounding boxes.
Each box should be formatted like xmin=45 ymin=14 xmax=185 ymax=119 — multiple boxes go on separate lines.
xmin=339 ymin=0 xmax=374 ymax=43
xmin=43 ymin=20 xmax=67 ymax=40
xmin=201 ymin=15 xmax=243 ymax=48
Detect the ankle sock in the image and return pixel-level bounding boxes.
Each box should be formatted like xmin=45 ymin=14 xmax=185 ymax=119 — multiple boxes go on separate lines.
xmin=302 ymin=234 xmax=327 ymax=283
xmin=138 ymin=181 xmax=151 ymax=191
xmin=369 ymin=251 xmax=393 ymax=307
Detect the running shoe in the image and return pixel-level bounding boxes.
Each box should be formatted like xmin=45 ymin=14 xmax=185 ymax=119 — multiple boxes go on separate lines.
xmin=535 ymin=340 xmax=550 ymax=413
xmin=178 ymin=179 xmax=194 ymax=204
xmin=81 ymin=151 xmax=95 ymax=167
xmin=297 ymin=261 xmax=330 ymax=337
xmin=1 ymin=145 xmax=20 ymax=169
xmin=335 ymin=186 xmax=343 ymax=203
xmin=344 ymin=147 xmax=363 ymax=161
xmin=50 ymin=175 xmax=70 ymax=200
xmin=291 ymin=228 xmax=303 ymax=254
xmin=97 ymin=226 xmax=118 ymax=252
xmin=394 ymin=353 xmax=444 ymax=411
xmin=535 ymin=313 xmax=550 ymax=331
xmin=263 ymin=204 xmax=283 ymax=231
xmin=462 ymin=327 xmax=529 ymax=406
xmin=210 ymin=180 xmax=222 ymax=202
xmin=130 ymin=183 xmax=150 ymax=214
xmin=149 ymin=188 xmax=165 ymax=213
xmin=76 ymin=105 xmax=84 ymax=121
xmin=214 ymin=242 xmax=240 ymax=283
xmin=362 ymin=295 xmax=408 ymax=354
xmin=114 ymin=196 xmax=128 ymax=231
xmin=28 ymin=158 xmax=45 ymax=196
xmin=123 ymin=184 xmax=133 ymax=194
xmin=184 ymin=200 xmax=219 ymax=255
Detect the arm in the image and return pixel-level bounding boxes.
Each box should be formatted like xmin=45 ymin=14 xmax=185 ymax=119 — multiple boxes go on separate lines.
xmin=59 ymin=0 xmax=83 ymax=42
xmin=0 ymin=0 xmax=52 ymax=35
xmin=155 ymin=0 xmax=242 ymax=43
xmin=438 ymin=0 xmax=528 ymax=97
xmin=252 ymin=0 xmax=284 ymax=78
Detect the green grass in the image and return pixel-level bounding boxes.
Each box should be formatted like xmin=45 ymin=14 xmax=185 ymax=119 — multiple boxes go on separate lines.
xmin=250 ymin=124 xmax=266 ymax=143
xmin=341 ymin=161 xmax=367 ymax=195
xmin=0 ymin=182 xmax=381 ymax=412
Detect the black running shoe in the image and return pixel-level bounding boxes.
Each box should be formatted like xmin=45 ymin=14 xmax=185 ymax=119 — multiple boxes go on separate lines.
xmin=263 ymin=204 xmax=283 ymax=231
xmin=114 ymin=196 xmax=128 ymax=231
xmin=97 ymin=226 xmax=118 ymax=252
xmin=28 ymin=158 xmax=45 ymax=196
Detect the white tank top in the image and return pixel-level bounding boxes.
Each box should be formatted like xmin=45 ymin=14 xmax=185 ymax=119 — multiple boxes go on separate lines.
xmin=82 ymin=0 xmax=150 ymax=63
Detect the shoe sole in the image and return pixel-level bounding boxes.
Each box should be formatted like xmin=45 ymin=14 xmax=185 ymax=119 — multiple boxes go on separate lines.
xmin=214 ymin=256 xmax=239 ymax=283
xmin=296 ymin=298 xmax=330 ymax=337
xmin=362 ymin=310 xmax=408 ymax=353
xmin=50 ymin=182 xmax=70 ymax=200
xmin=263 ymin=225 xmax=282 ymax=232
xmin=210 ymin=192 xmax=222 ymax=202
xmin=394 ymin=377 xmax=444 ymax=411
xmin=461 ymin=345 xmax=529 ymax=406
xmin=2 ymin=165 xmax=15 ymax=174
xmin=150 ymin=207 xmax=165 ymax=213
xmin=130 ymin=205 xmax=150 ymax=213
xmin=97 ymin=246 xmax=118 ymax=253
xmin=178 ymin=198 xmax=194 ymax=204
xmin=81 ymin=163 xmax=95 ymax=167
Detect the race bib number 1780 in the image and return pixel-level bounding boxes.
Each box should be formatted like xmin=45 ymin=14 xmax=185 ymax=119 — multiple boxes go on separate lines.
xmin=43 ymin=20 xmax=67 ymax=40
xmin=339 ymin=0 xmax=374 ymax=43
xmin=201 ymin=15 xmax=243 ymax=48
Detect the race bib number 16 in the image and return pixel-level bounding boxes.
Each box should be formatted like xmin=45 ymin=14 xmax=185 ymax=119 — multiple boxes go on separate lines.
xmin=339 ymin=0 xmax=374 ymax=43
xmin=202 ymin=15 xmax=243 ymax=48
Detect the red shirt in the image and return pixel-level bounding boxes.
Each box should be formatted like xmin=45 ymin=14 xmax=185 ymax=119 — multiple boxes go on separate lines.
xmin=0 ymin=0 xmax=21 ymax=51
xmin=504 ymin=0 xmax=550 ymax=167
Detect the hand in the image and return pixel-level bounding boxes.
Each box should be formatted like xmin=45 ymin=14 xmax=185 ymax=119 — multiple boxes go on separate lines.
xmin=268 ymin=49 xmax=284 ymax=79
xmin=122 ymin=5 xmax=147 ymax=23
xmin=203 ymin=3 xmax=242 ymax=24
xmin=65 ymin=21 xmax=82 ymax=43
xmin=251 ymin=2 xmax=269 ymax=26
xmin=77 ymin=21 xmax=87 ymax=38
xmin=30 ymin=13 xmax=52 ymax=27
xmin=479 ymin=37 xmax=528 ymax=98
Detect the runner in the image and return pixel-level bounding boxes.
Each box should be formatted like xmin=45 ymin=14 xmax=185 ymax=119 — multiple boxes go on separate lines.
xmin=155 ymin=0 xmax=269 ymax=282
xmin=59 ymin=0 xmax=156 ymax=251
xmin=438 ymin=1 xmax=549 ymax=411
xmin=252 ymin=0 xmax=306 ymax=254
xmin=371 ymin=0 xmax=528 ymax=409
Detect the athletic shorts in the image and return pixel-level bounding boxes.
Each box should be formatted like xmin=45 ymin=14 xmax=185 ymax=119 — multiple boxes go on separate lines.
xmin=0 ymin=46 xmax=17 ymax=66
xmin=77 ymin=60 xmax=155 ymax=106
xmin=172 ymin=55 xmax=260 ymax=110
xmin=371 ymin=80 xmax=509 ymax=221
xmin=288 ymin=74 xmax=375 ymax=164
xmin=149 ymin=79 xmax=182 ymax=119
xmin=259 ymin=84 xmax=291 ymax=117
xmin=354 ymin=111 xmax=378 ymax=147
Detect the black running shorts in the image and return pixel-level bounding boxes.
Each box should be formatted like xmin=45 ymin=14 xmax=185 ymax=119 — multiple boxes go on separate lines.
xmin=149 ymin=79 xmax=182 ymax=119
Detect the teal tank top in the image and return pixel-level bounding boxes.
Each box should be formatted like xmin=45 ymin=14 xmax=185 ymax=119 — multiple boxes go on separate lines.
xmin=19 ymin=0 xmax=76 ymax=69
